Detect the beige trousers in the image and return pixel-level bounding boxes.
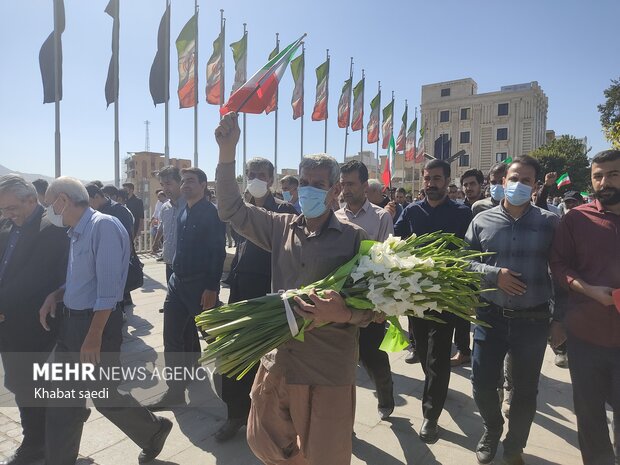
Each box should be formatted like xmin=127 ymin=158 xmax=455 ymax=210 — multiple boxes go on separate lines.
xmin=247 ymin=364 xmax=355 ymax=465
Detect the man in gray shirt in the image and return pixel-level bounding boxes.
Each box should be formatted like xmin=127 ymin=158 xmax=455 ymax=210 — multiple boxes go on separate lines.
xmin=335 ymin=160 xmax=395 ymax=420
xmin=465 ymin=156 xmax=558 ymax=465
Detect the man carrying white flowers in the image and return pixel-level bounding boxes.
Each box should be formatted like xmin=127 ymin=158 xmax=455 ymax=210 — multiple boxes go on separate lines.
xmin=215 ymin=112 xmax=376 ymax=465
xmin=465 ymin=155 xmax=559 ymax=465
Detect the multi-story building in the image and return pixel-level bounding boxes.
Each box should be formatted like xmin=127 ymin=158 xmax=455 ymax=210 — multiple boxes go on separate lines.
xmin=420 ymin=78 xmax=548 ymax=179
xmin=124 ymin=151 xmax=191 ymax=216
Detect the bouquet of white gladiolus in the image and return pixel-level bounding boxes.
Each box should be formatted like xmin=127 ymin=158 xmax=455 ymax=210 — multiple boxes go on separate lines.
xmin=196 ymin=232 xmax=492 ymax=379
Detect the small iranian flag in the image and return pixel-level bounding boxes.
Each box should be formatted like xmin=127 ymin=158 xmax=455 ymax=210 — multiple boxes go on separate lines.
xmin=351 ymin=77 xmax=364 ymax=131
xmin=337 ymin=78 xmax=352 ymax=128
xmin=265 ymin=41 xmax=279 ymax=114
xmin=205 ymin=30 xmax=223 ymax=105
xmin=405 ymin=117 xmax=417 ymax=162
xmin=502 ymin=156 xmax=513 ymax=165
xmin=220 ymin=35 xmax=305 ymax=115
xmin=381 ymin=100 xmax=394 ymax=149
xmin=395 ymin=106 xmax=407 ymax=152
xmin=556 ymin=173 xmax=571 ymax=188
xmin=290 ymin=51 xmax=304 ymax=120
xmin=367 ymin=91 xmax=380 ymax=144
xmin=312 ymin=59 xmax=329 ymax=121
xmin=382 ymin=135 xmax=395 ymax=187
xmin=176 ymin=14 xmax=197 ymax=108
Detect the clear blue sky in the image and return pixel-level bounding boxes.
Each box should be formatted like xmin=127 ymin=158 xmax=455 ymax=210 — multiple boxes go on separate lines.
xmin=0 ymin=0 xmax=618 ymax=182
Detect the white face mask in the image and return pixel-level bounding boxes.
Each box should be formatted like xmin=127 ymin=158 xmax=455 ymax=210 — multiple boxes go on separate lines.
xmin=46 ymin=198 xmax=65 ymax=227
xmin=246 ymin=178 xmax=269 ymax=199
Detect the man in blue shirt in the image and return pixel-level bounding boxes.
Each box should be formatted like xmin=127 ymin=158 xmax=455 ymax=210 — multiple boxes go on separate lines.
xmin=147 ymin=168 xmax=227 ymax=410
xmin=394 ymin=159 xmax=473 ymax=444
xmin=39 ymin=177 xmax=172 ymax=465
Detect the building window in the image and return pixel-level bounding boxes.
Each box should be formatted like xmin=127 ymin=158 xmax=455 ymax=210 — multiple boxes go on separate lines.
xmin=497 ymin=128 xmax=508 ymax=141
xmin=496 ymin=152 xmax=508 ymax=162
xmin=460 ymin=131 xmax=470 ymax=144
xmin=440 ymin=88 xmax=450 ymax=97
xmin=459 ymin=154 xmax=470 ymax=167
xmin=434 ymin=133 xmax=451 ymax=160
xmin=439 ymin=110 xmax=450 ymax=123
xmin=498 ymin=103 xmax=509 ymax=116
xmin=460 ymin=108 xmax=470 ymax=120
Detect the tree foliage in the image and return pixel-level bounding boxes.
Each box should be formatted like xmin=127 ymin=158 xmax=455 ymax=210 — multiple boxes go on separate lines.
xmin=598 ymin=78 xmax=620 ymax=149
xmin=530 ymin=135 xmax=591 ymax=193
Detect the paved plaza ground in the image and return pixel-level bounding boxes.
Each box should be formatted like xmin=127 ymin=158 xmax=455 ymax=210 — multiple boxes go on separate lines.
xmin=0 ymin=254 xmax=591 ymax=464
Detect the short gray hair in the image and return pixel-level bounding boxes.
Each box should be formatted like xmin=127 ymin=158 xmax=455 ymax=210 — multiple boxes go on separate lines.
xmin=367 ymin=179 xmax=383 ymax=194
xmin=0 ymin=174 xmax=38 ymax=201
xmin=299 ymin=154 xmax=340 ymax=186
xmin=246 ymin=157 xmax=274 ymax=178
xmin=47 ymin=176 xmax=89 ymax=207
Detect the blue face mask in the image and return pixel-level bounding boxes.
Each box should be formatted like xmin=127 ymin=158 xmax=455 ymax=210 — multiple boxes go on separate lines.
xmin=504 ymin=181 xmax=532 ymax=206
xmin=282 ymin=191 xmax=293 ymax=203
xmin=490 ymin=184 xmax=505 ymax=201
xmin=298 ymin=186 xmax=328 ymax=218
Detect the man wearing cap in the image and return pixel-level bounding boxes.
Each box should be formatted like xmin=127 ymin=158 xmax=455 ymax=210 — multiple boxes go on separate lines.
xmin=558 ymin=190 xmax=583 ymax=216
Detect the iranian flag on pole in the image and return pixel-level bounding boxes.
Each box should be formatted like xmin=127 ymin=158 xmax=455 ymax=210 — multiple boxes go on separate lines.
xmin=381 ymin=100 xmax=394 ymax=149
xmin=265 ymin=42 xmax=279 ymax=114
xmin=395 ymin=106 xmax=407 ymax=152
xmin=556 ymin=173 xmax=571 ymax=188
xmin=351 ymin=77 xmax=364 ymax=131
xmin=405 ymin=117 xmax=417 ymax=161
xmin=337 ymin=78 xmax=352 ymax=128
xmin=312 ymin=60 xmax=329 ymax=121
xmin=415 ymin=125 xmax=426 ymax=163
xmin=290 ymin=52 xmax=304 ymax=120
xmin=220 ymin=35 xmax=304 ymax=115
xmin=230 ymin=32 xmax=247 ymax=93
xmin=176 ymin=14 xmax=197 ymax=108
xmin=205 ymin=30 xmax=223 ymax=105
xmin=367 ymin=91 xmax=380 ymax=143
xmin=382 ymin=135 xmax=395 ymax=187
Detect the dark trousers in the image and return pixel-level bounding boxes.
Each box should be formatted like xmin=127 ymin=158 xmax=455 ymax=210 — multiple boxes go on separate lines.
xmin=359 ymin=322 xmax=394 ymax=409
xmin=165 ymin=263 xmax=173 ymax=284
xmin=409 ymin=315 xmax=455 ymax=421
xmin=453 ymin=318 xmax=471 ymax=356
xmin=46 ymin=307 xmax=160 ymax=465
xmin=567 ymin=334 xmax=619 ymax=465
xmin=471 ymin=307 xmax=549 ymax=455
xmin=220 ymin=273 xmax=269 ymax=420
xmin=0 ymin=333 xmax=55 ymax=449
xmin=163 ymin=273 xmax=205 ymax=393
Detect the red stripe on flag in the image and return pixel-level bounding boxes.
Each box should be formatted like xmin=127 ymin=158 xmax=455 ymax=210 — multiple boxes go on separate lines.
xmin=220 ymin=73 xmax=279 ymax=115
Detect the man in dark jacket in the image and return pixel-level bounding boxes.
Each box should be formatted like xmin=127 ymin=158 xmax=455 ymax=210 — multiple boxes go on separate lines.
xmin=86 ymin=184 xmax=134 ymax=238
xmin=0 ymin=175 xmax=69 ymax=465
xmin=215 ymin=157 xmax=298 ymax=442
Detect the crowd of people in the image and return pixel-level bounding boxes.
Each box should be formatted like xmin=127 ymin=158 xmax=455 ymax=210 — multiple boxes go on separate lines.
xmin=0 ymin=111 xmax=617 ymax=465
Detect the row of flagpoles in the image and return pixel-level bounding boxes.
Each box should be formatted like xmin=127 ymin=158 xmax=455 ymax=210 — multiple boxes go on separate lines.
xmin=39 ymin=0 xmax=427 ymax=187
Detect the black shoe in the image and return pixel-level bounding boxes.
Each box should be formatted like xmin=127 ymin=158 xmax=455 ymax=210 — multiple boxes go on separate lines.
xmin=378 ymin=405 xmax=394 ymax=420
xmin=405 ymin=347 xmax=419 ymax=364
xmin=475 ymin=429 xmax=501 ymax=464
xmin=419 ymin=418 xmax=439 ymax=444
xmin=214 ymin=418 xmax=245 ymax=443
xmin=0 ymin=444 xmax=44 ymax=465
xmin=145 ymin=390 xmax=186 ymax=411
xmin=138 ymin=417 xmax=173 ymax=464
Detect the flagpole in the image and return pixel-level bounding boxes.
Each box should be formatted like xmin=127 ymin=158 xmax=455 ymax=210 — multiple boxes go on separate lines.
xmin=413 ymin=106 xmax=417 ymax=195
xmin=402 ymin=99 xmax=407 ymax=189
xmin=220 ymin=10 xmax=225 ymax=111
xmin=300 ymin=42 xmax=305 ymax=162
xmin=193 ymin=0 xmax=199 ymax=167
xmin=343 ymin=57 xmax=353 ymax=162
xmin=359 ymin=69 xmax=364 ymax=162
xmin=113 ymin=0 xmax=120 ymax=185
xmin=376 ymin=81 xmax=380 ymax=176
xmin=164 ymin=0 xmax=170 ymax=163
xmin=390 ymin=90 xmax=394 ymax=189
xmin=324 ymin=49 xmax=329 ymax=153
xmin=274 ymin=33 xmax=280 ymax=181
xmin=53 ymin=0 xmax=61 ymax=177
xmin=242 ymin=23 xmax=247 ymax=190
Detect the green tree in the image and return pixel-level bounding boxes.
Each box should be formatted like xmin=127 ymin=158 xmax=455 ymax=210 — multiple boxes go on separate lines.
xmin=530 ymin=135 xmax=591 ymax=193
xmin=598 ymin=78 xmax=620 ymax=149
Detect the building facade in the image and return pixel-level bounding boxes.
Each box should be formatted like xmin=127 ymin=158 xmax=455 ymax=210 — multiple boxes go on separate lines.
xmin=420 ymin=78 xmax=548 ymax=179
xmin=125 ymin=152 xmax=191 ymax=216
